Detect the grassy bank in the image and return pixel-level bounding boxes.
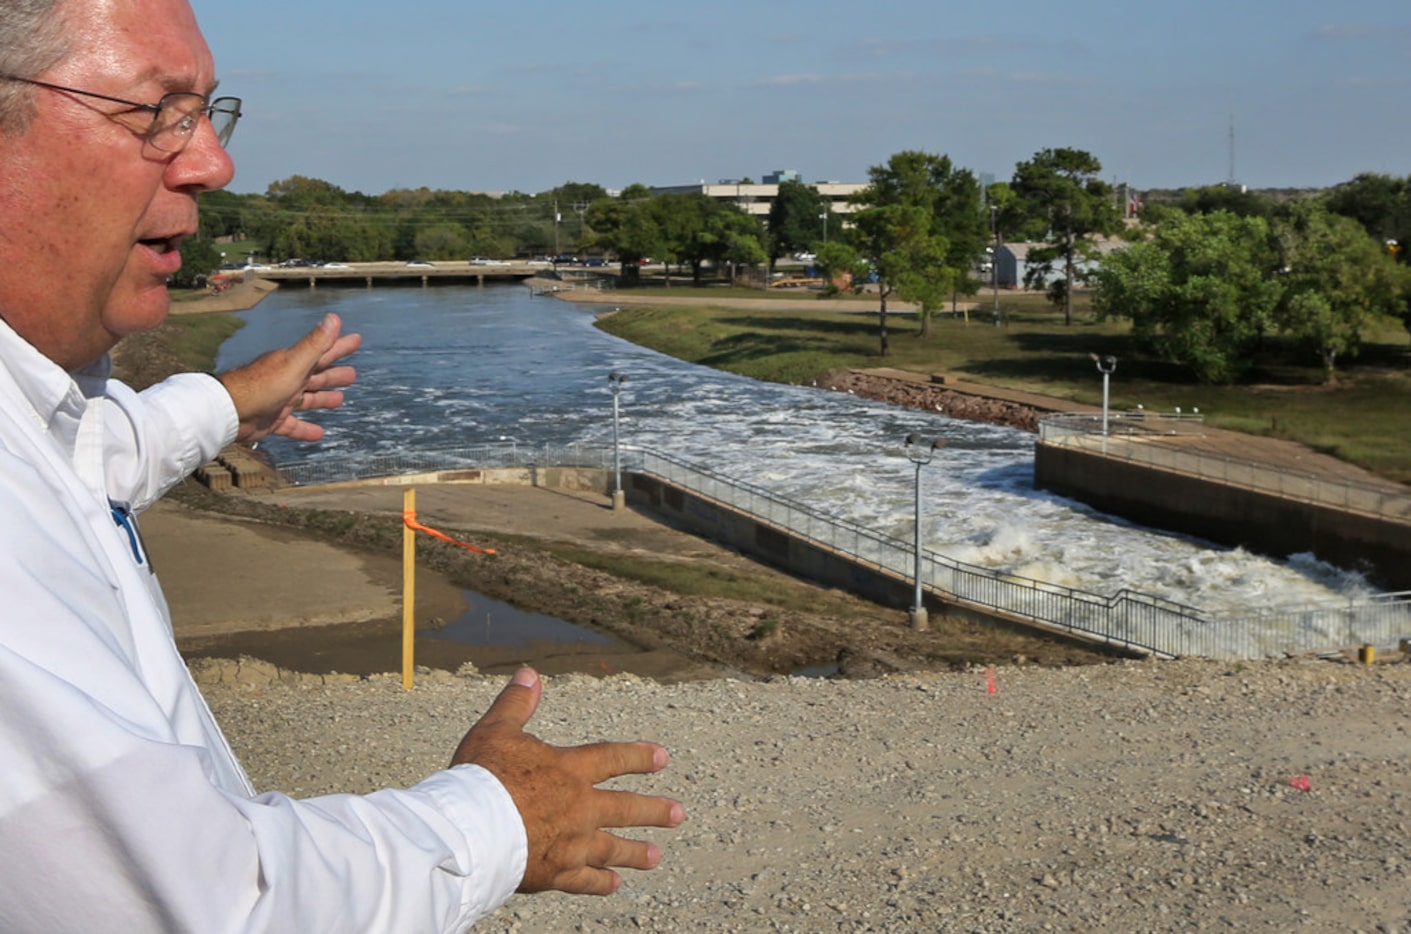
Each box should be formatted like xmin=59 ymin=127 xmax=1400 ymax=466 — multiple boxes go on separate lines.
xmin=597 ymin=290 xmax=1411 ymax=483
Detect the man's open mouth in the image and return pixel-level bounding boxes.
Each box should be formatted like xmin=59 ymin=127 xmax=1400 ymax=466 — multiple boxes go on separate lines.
xmin=140 ymin=237 xmax=180 ymax=254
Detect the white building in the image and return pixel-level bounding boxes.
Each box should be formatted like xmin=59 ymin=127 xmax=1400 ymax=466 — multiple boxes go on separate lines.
xmin=649 ymin=172 xmax=868 ymax=223
xmin=995 ymin=239 xmax=1128 ymax=289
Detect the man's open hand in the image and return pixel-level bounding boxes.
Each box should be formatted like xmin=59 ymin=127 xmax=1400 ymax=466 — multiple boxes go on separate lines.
xmin=217 ymin=313 xmax=361 ymax=444
xmin=452 ymin=668 xmax=685 ymax=895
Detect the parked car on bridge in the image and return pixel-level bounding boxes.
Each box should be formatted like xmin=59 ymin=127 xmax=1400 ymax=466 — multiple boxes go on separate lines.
xmin=469 ymin=256 xmax=511 ymax=266
xmin=406 ymin=259 xmax=435 ymax=267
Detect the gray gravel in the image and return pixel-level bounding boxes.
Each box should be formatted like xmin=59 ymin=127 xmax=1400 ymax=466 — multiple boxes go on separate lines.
xmin=193 ymin=657 xmax=1411 ymax=932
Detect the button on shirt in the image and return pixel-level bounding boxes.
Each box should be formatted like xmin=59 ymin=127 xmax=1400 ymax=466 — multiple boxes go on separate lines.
xmin=0 ymin=320 xmax=526 ymax=932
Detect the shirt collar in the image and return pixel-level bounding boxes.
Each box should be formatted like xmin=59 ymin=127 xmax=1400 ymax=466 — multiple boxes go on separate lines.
xmin=0 ymin=316 xmax=107 ymax=434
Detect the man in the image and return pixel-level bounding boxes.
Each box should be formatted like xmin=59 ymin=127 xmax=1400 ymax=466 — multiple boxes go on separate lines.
xmin=0 ymin=1 xmax=682 ymax=930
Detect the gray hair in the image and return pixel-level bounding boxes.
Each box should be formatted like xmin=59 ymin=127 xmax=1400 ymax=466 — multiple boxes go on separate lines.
xmin=0 ymin=0 xmax=70 ymax=135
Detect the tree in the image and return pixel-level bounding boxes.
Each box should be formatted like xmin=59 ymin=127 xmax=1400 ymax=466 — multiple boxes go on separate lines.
xmin=699 ymin=201 xmax=767 ymax=285
xmin=848 ymin=151 xmax=986 ymax=346
xmin=1178 ymin=184 xmax=1276 ymax=218
xmin=646 ymin=194 xmax=705 ymax=285
xmin=813 ymin=240 xmax=869 ymax=293
xmin=718 ymin=210 xmax=770 ymax=285
xmin=847 ymin=203 xmax=933 ymax=356
xmin=542 ymin=181 xmax=609 ymax=206
xmin=1323 ymin=172 xmax=1411 ymax=263
xmin=412 ymin=223 xmax=471 ymax=261
xmin=1093 ymin=210 xmax=1281 ymax=383
xmin=765 ymin=179 xmax=828 ymax=265
xmin=930 ymin=163 xmax=989 ymax=320
xmin=174 ymin=237 xmax=221 ymax=288
xmin=197 ymin=189 xmax=249 ymax=240
xmin=984 ymin=181 xmax=1020 ymax=238
xmin=265 ymin=174 xmax=353 ymax=207
xmin=585 ymin=185 xmax=662 ymax=285
xmin=1271 ymin=202 xmax=1405 ymax=383
xmin=643 ymin=194 xmax=764 ymax=286
xmin=1010 ymin=148 xmax=1121 ymax=325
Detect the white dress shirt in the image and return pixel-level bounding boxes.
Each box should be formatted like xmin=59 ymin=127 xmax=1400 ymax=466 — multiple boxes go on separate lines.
xmin=0 ymin=319 xmax=526 ymax=932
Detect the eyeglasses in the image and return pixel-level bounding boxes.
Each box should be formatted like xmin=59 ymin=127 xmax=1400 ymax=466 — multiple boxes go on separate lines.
xmin=0 ymin=74 xmax=241 ymax=152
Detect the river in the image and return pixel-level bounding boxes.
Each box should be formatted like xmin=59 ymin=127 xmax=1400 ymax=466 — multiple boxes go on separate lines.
xmin=215 ymin=282 xmax=1372 ymax=620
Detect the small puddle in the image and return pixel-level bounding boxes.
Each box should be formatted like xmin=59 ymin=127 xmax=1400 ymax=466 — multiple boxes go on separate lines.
xmin=423 ymin=592 xmax=620 ymax=648
xmin=422 ymin=592 xmax=842 ymax=682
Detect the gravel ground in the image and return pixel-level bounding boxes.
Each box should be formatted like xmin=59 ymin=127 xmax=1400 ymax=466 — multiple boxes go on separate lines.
xmin=192 ymin=656 xmax=1411 ymax=933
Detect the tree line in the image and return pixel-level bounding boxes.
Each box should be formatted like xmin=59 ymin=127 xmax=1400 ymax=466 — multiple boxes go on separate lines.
xmin=179 ymin=158 xmax=1411 ymax=383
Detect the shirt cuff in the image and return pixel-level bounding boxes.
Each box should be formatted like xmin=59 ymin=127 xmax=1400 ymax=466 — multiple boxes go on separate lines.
xmin=146 ymin=372 xmax=238 ymax=460
xmin=196 ymin=372 xmax=241 ymax=451
xmin=413 ymin=764 xmax=528 ymax=921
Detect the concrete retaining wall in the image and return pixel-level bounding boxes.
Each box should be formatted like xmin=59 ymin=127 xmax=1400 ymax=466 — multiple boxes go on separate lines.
xmin=298 ymin=466 xmax=612 ymax=494
xmin=1034 ymin=443 xmax=1411 ymax=591
xmin=627 ymin=474 xmax=917 ymax=609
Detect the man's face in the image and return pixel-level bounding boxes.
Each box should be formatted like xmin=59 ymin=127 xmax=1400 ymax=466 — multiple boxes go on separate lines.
xmin=0 ymin=0 xmax=234 ymax=371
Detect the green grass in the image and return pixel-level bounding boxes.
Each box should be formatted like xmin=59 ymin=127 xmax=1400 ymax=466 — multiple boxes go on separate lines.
xmin=544 ymin=543 xmax=882 ymax=616
xmin=626 ymin=278 xmax=878 ymax=302
xmin=164 ymin=314 xmax=245 ymax=372
xmin=598 ymin=291 xmax=1411 ymax=483
xmin=213 ymin=239 xmax=262 ymax=264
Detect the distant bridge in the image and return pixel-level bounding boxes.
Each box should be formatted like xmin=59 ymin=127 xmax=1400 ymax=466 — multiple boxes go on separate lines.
xmin=252 ymin=261 xmax=548 ymax=289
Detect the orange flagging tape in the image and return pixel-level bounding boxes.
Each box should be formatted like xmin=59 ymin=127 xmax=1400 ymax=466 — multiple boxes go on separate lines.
xmin=402 ymin=510 xmax=498 ymax=555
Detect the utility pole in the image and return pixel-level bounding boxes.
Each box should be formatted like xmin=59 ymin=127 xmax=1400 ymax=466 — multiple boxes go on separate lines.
xmin=1227 ymin=110 xmax=1237 ymax=188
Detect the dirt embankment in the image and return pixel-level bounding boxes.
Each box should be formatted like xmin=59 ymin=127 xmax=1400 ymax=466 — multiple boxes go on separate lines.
xmin=170 ymin=276 xmax=278 ymax=316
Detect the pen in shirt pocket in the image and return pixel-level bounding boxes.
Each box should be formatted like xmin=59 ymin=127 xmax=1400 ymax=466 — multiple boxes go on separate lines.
xmin=110 ymin=500 xmax=154 ymax=572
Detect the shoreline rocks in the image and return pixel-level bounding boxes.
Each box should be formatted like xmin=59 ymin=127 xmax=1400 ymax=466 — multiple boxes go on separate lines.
xmin=816 ymin=370 xmax=1045 ymax=432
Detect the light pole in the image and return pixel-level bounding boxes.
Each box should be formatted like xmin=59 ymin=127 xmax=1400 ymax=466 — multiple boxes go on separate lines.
xmin=990 ymin=204 xmax=1000 ymax=326
xmin=820 ymin=209 xmax=829 ymax=245
xmin=608 ymin=371 xmax=627 ymax=510
xmin=904 ymin=433 xmax=945 ymax=631
xmin=1090 ymin=354 xmax=1117 ymax=438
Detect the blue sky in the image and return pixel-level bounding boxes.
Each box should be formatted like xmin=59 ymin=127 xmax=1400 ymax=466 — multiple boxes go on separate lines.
xmin=197 ymin=1 xmax=1409 ymax=197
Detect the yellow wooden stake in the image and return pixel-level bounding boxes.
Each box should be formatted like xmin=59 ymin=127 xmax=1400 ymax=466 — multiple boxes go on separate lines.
xmin=402 ymin=487 xmax=416 ymax=690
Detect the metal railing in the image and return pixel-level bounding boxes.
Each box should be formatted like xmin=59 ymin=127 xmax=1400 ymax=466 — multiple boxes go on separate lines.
xmin=273 ymin=442 xmax=1411 ymax=660
xmin=1040 ymin=413 xmax=1411 ymax=522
